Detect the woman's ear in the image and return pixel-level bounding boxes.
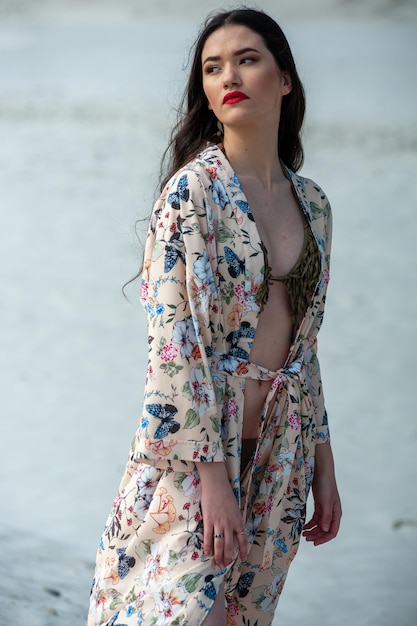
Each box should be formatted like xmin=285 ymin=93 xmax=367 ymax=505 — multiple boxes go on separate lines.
xmin=282 ymin=71 xmax=292 ymax=95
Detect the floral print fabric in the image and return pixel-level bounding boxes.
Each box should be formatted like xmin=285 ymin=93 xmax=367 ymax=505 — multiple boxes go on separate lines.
xmin=87 ymin=144 xmax=332 ymax=626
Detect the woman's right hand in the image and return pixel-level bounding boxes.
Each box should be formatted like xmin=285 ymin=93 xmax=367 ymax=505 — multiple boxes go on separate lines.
xmin=196 ymin=461 xmax=248 ymax=567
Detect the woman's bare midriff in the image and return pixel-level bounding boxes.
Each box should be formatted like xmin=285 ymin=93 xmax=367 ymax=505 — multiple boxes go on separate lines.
xmin=242 ymin=281 xmax=294 ymax=438
xmin=236 ymin=170 xmax=305 ymax=440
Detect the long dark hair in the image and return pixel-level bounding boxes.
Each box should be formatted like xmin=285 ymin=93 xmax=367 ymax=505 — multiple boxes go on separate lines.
xmin=161 ymin=8 xmax=305 ymax=188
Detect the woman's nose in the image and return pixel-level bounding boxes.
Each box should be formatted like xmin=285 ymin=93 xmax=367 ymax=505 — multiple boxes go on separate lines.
xmin=223 ymin=63 xmax=241 ymax=88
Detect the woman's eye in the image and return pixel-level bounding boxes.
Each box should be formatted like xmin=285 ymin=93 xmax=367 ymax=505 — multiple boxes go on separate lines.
xmin=240 ymin=57 xmax=255 ymax=65
xmin=205 ymin=65 xmax=220 ymax=74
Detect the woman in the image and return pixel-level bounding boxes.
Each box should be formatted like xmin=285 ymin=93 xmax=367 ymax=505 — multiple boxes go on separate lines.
xmin=87 ymin=8 xmax=342 ymax=626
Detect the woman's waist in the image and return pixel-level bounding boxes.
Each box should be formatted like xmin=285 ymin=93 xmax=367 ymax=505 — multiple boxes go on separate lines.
xmin=210 ymin=350 xmax=305 ymax=382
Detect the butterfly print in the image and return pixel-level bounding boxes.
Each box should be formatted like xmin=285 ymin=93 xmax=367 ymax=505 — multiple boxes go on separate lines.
xmin=224 ymin=246 xmax=245 ymax=278
xmin=201 ymin=574 xmax=217 ymax=601
xmin=235 ymin=199 xmax=255 ymax=222
xmin=116 ymin=548 xmax=136 ymax=580
xmin=236 ymin=571 xmax=256 ymax=598
xmin=164 ymin=233 xmax=185 ymax=273
xmin=226 ymin=321 xmax=255 ymax=360
xmin=146 ymin=403 xmax=181 ymax=439
xmin=168 ymin=174 xmax=190 ymax=210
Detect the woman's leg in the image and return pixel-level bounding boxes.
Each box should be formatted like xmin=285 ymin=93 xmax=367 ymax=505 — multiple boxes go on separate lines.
xmin=202 ymin=585 xmax=226 ymax=626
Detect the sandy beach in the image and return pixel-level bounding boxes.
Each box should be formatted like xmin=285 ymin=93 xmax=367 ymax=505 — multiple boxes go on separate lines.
xmin=1 ymin=1 xmax=417 ymax=624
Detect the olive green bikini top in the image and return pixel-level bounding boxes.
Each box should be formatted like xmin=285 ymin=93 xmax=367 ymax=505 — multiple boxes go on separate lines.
xmin=256 ymin=214 xmax=321 ymax=328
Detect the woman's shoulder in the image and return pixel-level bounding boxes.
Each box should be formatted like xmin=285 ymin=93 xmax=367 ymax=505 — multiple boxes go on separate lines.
xmin=164 ymin=144 xmax=228 ymax=191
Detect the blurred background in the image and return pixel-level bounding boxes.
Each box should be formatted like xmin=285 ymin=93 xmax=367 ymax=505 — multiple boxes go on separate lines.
xmin=1 ymin=1 xmax=416 ymax=624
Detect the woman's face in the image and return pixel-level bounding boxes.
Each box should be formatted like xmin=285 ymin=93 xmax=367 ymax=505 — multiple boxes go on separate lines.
xmin=201 ymin=24 xmax=291 ymax=132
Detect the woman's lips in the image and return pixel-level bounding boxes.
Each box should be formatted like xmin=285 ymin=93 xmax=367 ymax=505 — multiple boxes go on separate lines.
xmin=223 ymin=91 xmax=249 ymax=105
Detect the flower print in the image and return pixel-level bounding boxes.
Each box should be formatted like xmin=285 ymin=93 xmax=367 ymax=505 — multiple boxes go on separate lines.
xmin=257 ymin=572 xmax=286 ymax=612
xmin=322 ymin=268 xmax=330 ymax=285
xmin=187 ymin=366 xmax=216 ymax=417
xmin=306 ymin=335 xmax=317 ymax=349
xmin=234 ymin=284 xmax=246 ymax=305
xmin=236 ymin=361 xmax=249 ymax=375
xmin=260 ymin=550 xmax=272 ymax=570
xmin=149 ymin=486 xmax=177 ymax=534
xmin=211 ymin=179 xmax=229 ymax=209
xmin=133 ymin=465 xmax=161 ymax=520
xmin=304 ymin=456 xmax=315 ymax=487
xmin=274 ymin=448 xmax=295 ymax=477
xmin=272 ymin=374 xmax=283 ymax=389
xmin=206 ymin=166 xmax=217 ymax=180
xmin=281 ymin=488 xmax=307 ymax=539
xmin=188 ymin=276 xmax=211 ymax=314
xmin=146 ymin=298 xmax=166 ymax=321
xmin=103 ymin=556 xmax=119 ymax=586
xmin=142 ymin=541 xmax=171 ymax=591
xmin=273 ymin=537 xmax=288 ymax=554
xmin=172 ymin=316 xmax=198 ymax=359
xmin=245 ymin=513 xmax=263 ymax=544
xmin=227 ymin=303 xmax=244 ymax=328
xmin=253 ymin=501 xmax=266 ymax=516
xmin=153 ymin=580 xmax=186 ymax=625
xmin=144 ymin=438 xmax=177 ymax=458
xmin=90 ymin=583 xmax=115 ymax=624
xmin=227 ymin=397 xmax=238 ymax=418
xmin=139 ymin=280 xmax=148 ymax=303
xmin=160 ymin=343 xmax=178 ymax=362
xmin=216 ymin=355 xmax=239 ymax=376
xmin=226 ymin=596 xmax=239 ymax=617
xmin=235 ymin=277 xmax=261 ymax=312
xmin=180 ymin=471 xmax=200 ymax=498
xmin=191 ymin=344 xmax=202 ymax=360
xmin=288 ymin=412 xmax=301 ymax=430
xmin=111 ymin=492 xmax=122 ymax=511
xmin=193 ymin=251 xmax=216 ymax=292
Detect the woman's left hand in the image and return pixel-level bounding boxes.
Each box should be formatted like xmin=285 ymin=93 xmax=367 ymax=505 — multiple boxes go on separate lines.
xmin=302 ymin=442 xmax=342 ymax=546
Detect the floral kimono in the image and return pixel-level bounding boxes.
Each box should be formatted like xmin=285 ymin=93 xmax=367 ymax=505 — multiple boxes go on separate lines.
xmin=87 ymin=144 xmax=332 ymax=626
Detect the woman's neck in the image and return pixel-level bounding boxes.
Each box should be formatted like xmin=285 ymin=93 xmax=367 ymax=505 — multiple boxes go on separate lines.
xmin=222 ymin=125 xmax=285 ymax=190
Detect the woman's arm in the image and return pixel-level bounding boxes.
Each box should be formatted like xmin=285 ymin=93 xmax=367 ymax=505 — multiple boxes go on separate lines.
xmin=302 ymin=441 xmax=342 ymax=545
xmin=135 ymin=169 xmax=224 ymax=465
xmin=196 ymin=461 xmax=248 ymax=567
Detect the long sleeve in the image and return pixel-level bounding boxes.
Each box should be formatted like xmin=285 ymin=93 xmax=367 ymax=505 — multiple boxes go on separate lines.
xmin=304 ymin=187 xmax=333 ymax=444
xmin=132 ymin=168 xmax=226 ymax=466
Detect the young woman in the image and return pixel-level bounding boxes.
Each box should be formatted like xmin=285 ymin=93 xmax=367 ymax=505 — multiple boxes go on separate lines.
xmin=87 ymin=9 xmax=342 ymax=626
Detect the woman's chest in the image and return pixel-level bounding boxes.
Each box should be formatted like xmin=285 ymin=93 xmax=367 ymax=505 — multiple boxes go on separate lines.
xmin=234 ymin=176 xmax=307 ymax=278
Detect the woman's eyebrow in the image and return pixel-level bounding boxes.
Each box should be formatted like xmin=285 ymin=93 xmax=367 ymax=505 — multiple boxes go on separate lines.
xmin=202 ymin=47 xmax=260 ymax=65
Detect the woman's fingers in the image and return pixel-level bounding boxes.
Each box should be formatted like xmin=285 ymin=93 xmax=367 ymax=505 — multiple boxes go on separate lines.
xmin=203 ymin=520 xmax=214 ymax=557
xmin=213 ymin=532 xmax=226 ymax=566
xmin=235 ymin=529 xmax=248 ymax=562
xmin=223 ymin=529 xmax=235 ymax=566
xmin=212 ymin=528 xmax=248 ymax=567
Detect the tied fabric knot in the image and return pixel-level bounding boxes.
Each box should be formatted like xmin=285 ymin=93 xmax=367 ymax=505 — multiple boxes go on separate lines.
xmin=211 ymin=351 xmax=304 ymax=384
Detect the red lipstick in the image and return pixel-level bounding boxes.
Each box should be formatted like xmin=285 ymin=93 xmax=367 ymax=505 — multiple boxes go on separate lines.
xmin=223 ymin=91 xmax=249 ymax=105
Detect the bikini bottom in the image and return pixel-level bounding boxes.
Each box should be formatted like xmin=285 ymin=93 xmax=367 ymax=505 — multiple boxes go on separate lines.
xmin=240 ymin=438 xmax=257 ymax=473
